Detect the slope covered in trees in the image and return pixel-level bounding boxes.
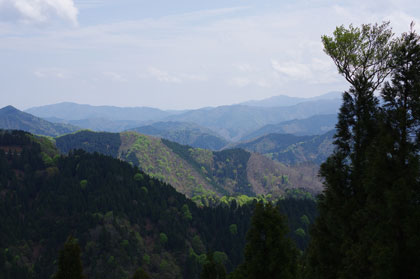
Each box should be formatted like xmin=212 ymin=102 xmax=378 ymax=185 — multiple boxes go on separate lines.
xmin=55 ymin=130 xmax=323 ymax=199
xmin=0 ymin=130 xmax=317 ymax=279
xmin=129 ymin=121 xmax=229 ymax=150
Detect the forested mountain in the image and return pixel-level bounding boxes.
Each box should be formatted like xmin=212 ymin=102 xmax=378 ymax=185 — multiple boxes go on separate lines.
xmin=164 ymin=99 xmax=341 ymax=141
xmin=0 ymin=130 xmax=317 ymax=279
xmin=241 ymin=114 xmax=337 ymax=140
xmin=0 ymin=106 xmax=80 ymax=137
xmin=55 ymin=130 xmax=323 ymax=199
xmin=232 ymin=130 xmax=334 ymax=165
xmin=129 ymin=121 xmax=229 ymax=150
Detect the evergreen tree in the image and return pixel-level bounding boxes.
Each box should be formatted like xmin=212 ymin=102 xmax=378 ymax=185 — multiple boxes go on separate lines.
xmin=307 ymin=22 xmax=395 ymax=279
xmin=53 ymin=236 xmax=85 ymax=279
xmin=232 ymin=202 xmax=297 ymax=279
xmin=200 ymin=252 xmax=226 ymax=279
xmin=308 ymin=22 xmax=420 ymax=279
xmin=132 ymin=267 xmax=150 ymax=279
xmin=363 ymin=23 xmax=420 ymax=278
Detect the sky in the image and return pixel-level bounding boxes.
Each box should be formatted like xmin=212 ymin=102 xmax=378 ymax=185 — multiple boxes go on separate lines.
xmin=0 ymin=0 xmax=419 ymax=110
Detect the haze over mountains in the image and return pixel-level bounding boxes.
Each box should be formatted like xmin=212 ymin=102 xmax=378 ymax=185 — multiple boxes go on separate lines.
xmin=22 ymin=92 xmax=341 ymax=143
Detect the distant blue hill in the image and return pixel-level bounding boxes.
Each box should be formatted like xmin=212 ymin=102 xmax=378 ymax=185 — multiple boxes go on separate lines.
xmin=0 ymin=106 xmax=80 ymax=137
xmin=241 ymin=114 xmax=337 ymax=140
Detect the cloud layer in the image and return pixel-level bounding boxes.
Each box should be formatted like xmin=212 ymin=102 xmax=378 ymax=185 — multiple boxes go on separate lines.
xmin=0 ymin=0 xmax=78 ymax=25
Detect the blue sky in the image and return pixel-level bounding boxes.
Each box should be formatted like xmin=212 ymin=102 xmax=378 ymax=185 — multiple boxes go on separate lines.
xmin=1 ymin=0 xmax=419 ymax=110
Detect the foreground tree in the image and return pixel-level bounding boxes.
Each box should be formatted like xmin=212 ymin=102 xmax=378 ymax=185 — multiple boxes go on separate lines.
xmin=364 ymin=23 xmax=420 ymax=278
xmin=231 ymin=203 xmax=297 ymax=279
xmin=307 ymin=22 xmax=420 ymax=279
xmin=53 ymin=236 xmax=85 ymax=279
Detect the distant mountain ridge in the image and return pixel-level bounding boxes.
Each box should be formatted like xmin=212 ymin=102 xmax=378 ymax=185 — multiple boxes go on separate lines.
xmin=241 ymin=114 xmax=337 ymax=140
xmin=233 ymin=130 xmax=335 ymax=165
xmin=24 ymin=92 xmax=342 ymax=141
xmin=0 ymin=105 xmax=80 ymax=137
xmin=240 ymin=91 xmax=341 ymax=107
xmin=164 ymin=99 xmax=341 ymax=141
xmin=128 ymin=121 xmax=229 ymax=150
xmin=25 ymin=102 xmax=184 ymax=121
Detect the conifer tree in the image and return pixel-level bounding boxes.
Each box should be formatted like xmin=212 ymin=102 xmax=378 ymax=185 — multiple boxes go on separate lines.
xmin=200 ymin=252 xmax=226 ymax=279
xmin=232 ymin=202 xmax=297 ymax=279
xmin=362 ymin=23 xmax=420 ymax=278
xmin=307 ymin=22 xmax=395 ymax=279
xmin=132 ymin=267 xmax=150 ymax=279
xmin=53 ymin=236 xmax=85 ymax=279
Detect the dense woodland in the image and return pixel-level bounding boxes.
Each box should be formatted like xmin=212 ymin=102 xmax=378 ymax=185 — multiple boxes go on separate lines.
xmin=0 ymin=130 xmax=316 ymax=279
xmin=1 ymin=21 xmax=419 ymax=279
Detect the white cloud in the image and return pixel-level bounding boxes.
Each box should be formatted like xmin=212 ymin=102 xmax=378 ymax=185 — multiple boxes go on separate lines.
xmin=145 ymin=67 xmax=208 ymax=84
xmin=0 ymin=0 xmax=78 ymax=25
xmin=34 ymin=68 xmax=71 ymax=79
xmin=147 ymin=68 xmax=182 ymax=84
xmin=103 ymin=72 xmax=126 ymax=82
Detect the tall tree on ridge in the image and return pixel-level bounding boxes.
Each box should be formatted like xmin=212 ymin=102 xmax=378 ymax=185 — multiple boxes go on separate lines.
xmin=307 ymin=22 xmax=395 ymax=279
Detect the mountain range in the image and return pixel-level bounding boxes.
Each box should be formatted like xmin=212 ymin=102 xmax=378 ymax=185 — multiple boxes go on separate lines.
xmin=0 ymin=105 xmax=80 ymax=137
xmin=23 ymin=92 xmax=341 ymax=141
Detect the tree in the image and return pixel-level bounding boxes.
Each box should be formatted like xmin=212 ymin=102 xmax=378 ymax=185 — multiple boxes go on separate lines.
xmin=231 ymin=202 xmax=297 ymax=279
xmin=363 ymin=22 xmax=420 ymax=278
xmin=53 ymin=236 xmax=85 ymax=279
xmin=307 ymin=22 xmax=395 ymax=279
xmin=200 ymin=252 xmax=226 ymax=279
xmin=132 ymin=267 xmax=150 ymax=279
xmin=308 ymin=22 xmax=420 ymax=279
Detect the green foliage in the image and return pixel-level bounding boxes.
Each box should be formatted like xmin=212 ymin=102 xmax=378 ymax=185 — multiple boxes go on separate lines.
xmin=182 ymin=204 xmax=193 ymax=221
xmin=307 ymin=23 xmax=420 ymax=279
xmin=132 ymin=267 xmax=150 ymax=279
xmin=56 ymin=130 xmax=121 ymax=157
xmin=0 ymin=129 xmax=318 ymax=279
xmin=159 ymin=233 xmax=168 ymax=245
xmin=134 ymin=173 xmax=144 ymax=181
xmin=229 ymin=224 xmax=238 ymax=236
xmin=79 ymin=179 xmax=88 ymax=190
xmin=53 ymin=236 xmax=85 ymax=279
xmin=200 ymin=252 xmax=226 ymax=279
xmin=232 ymin=203 xmax=297 ymax=279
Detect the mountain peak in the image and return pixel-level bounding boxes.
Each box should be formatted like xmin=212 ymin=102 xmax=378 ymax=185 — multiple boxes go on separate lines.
xmin=1 ymin=105 xmax=19 ymax=112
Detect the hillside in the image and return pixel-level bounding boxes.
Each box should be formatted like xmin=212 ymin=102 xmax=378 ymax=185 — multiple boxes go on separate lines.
xmin=129 ymin=121 xmax=228 ymax=150
xmin=55 ymin=130 xmax=323 ymax=198
xmin=0 ymin=106 xmax=80 ymax=137
xmin=0 ymin=130 xmax=317 ymax=279
xmin=233 ymin=130 xmax=335 ymax=165
xmin=241 ymin=114 xmax=337 ymax=140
